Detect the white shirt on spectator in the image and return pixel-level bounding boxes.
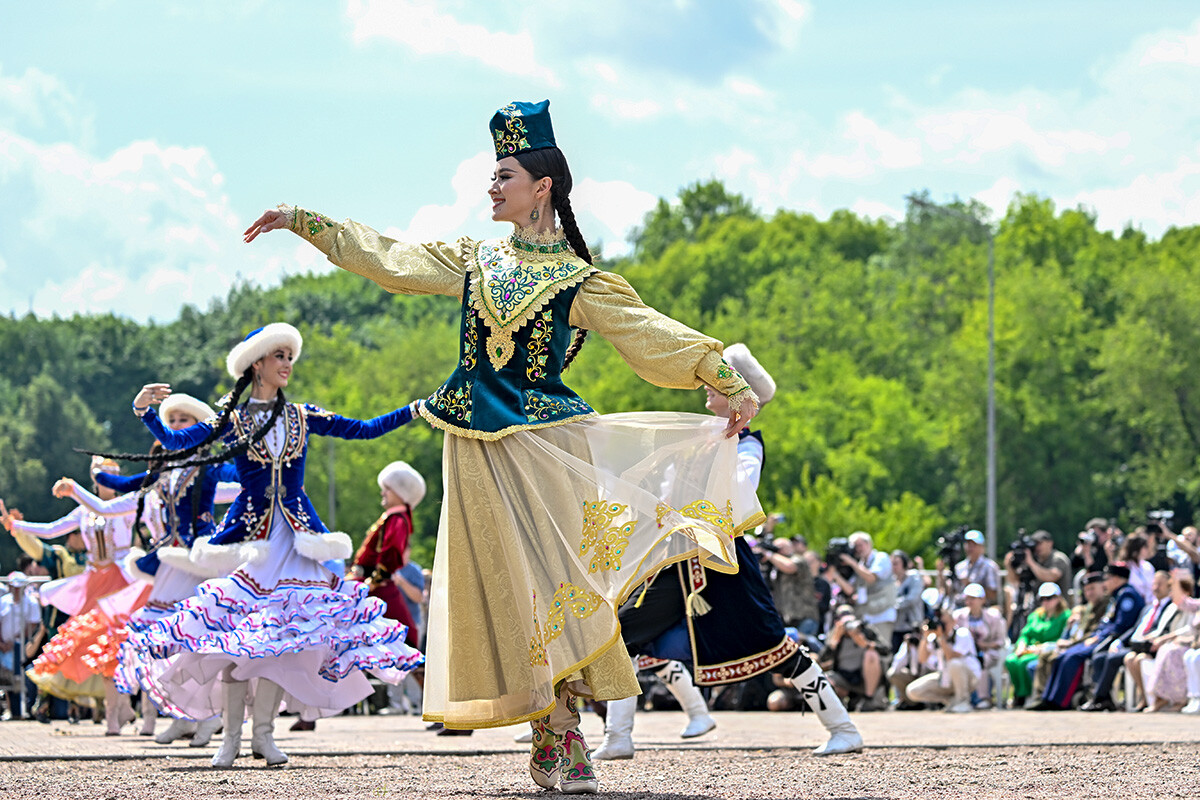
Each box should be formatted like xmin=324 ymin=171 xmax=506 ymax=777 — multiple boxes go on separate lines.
xmin=1128 ymin=560 xmax=1155 ymax=605
xmin=857 ymin=548 xmax=897 ymax=626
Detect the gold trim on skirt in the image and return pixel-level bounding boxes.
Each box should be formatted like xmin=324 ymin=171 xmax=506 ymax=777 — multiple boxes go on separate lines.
xmin=421 ymin=412 xmax=763 ymax=729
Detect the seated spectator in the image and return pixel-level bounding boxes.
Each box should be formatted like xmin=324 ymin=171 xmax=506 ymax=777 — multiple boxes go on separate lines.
xmin=1138 ymin=573 xmax=1197 ymax=711
xmin=891 ymin=550 xmax=927 ymax=655
xmin=1120 ymin=534 xmax=1156 ymax=605
xmin=952 ymin=583 xmax=1007 ymax=707
xmin=1030 ymin=563 xmax=1144 ymax=711
xmin=1083 ymin=570 xmax=1178 ymax=711
xmin=817 ymin=605 xmax=889 ymax=711
xmin=906 ymin=608 xmax=980 ymax=713
xmin=1031 ymin=573 xmax=1108 ymax=700
xmin=937 ymin=530 xmax=1001 ymax=608
xmin=1005 ymin=583 xmax=1070 ymax=708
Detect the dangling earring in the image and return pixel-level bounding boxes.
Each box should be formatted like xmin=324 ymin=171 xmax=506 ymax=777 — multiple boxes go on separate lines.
xmin=530 ymin=207 xmax=540 ymax=222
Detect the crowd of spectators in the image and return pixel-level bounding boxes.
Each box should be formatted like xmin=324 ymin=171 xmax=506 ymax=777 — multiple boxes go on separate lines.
xmin=751 ymin=515 xmax=1200 ymax=716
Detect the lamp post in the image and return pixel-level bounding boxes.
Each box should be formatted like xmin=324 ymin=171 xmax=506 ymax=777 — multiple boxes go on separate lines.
xmin=905 ymin=195 xmax=998 ymax=560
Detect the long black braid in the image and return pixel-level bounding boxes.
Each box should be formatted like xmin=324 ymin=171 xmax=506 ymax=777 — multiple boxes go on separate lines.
xmin=82 ymin=368 xmax=286 ymax=478
xmin=514 ymin=146 xmax=593 ymax=371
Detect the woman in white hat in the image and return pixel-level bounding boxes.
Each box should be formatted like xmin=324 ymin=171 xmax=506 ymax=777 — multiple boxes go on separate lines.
xmin=243 ymin=100 xmax=763 ymax=793
xmin=65 ymin=392 xmax=240 ymax=742
xmin=114 ymin=322 xmax=423 ymax=768
xmin=1004 ymin=582 xmax=1069 ymax=707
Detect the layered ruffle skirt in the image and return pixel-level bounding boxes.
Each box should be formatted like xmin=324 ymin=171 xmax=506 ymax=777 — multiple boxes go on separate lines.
xmin=28 ymin=569 xmax=150 ymax=701
xmin=121 ymin=517 xmax=424 ymax=721
xmin=422 ymin=412 xmax=763 ymax=729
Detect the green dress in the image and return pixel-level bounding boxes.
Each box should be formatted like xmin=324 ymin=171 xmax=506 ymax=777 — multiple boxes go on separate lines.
xmin=1005 ymin=606 xmax=1070 ymax=699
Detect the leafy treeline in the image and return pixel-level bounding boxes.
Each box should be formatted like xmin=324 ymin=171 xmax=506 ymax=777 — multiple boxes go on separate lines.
xmin=2 ymin=184 xmax=1198 ymax=569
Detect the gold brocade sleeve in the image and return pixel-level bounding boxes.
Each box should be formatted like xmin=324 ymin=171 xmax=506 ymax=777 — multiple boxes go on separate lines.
xmin=289 ymin=207 xmax=470 ymax=300
xmin=12 ymin=528 xmax=47 ymax=563
xmin=569 ymin=271 xmax=758 ymax=412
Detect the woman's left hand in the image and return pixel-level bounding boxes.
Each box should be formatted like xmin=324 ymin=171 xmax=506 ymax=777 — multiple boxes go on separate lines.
xmin=243 ymin=208 xmax=290 ymax=243
xmin=724 ymin=398 xmax=758 ymax=438
xmin=51 ymin=478 xmax=76 ymax=499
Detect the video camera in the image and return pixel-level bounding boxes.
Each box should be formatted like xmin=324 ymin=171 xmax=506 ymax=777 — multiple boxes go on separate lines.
xmin=824 ymin=537 xmax=856 ymax=581
xmin=936 ymin=525 xmax=970 ymax=565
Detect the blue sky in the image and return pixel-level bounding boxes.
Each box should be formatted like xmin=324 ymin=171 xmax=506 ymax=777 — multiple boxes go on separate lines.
xmin=3 ymin=1 xmax=1199 ymax=320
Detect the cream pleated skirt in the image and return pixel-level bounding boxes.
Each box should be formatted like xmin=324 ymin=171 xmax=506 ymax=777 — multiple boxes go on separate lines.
xmin=422 ymin=412 xmax=764 ymax=729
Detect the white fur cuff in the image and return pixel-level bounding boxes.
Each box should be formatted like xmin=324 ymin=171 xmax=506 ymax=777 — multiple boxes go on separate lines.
xmin=292 ymin=529 xmax=352 ymax=562
xmin=123 ymin=548 xmax=155 ymax=585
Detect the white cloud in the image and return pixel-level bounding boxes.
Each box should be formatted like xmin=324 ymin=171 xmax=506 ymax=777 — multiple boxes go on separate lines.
xmin=1137 ymin=19 xmax=1200 ymax=67
xmin=574 ymin=178 xmax=657 ymax=255
xmin=849 ymin=198 xmax=903 ymax=223
xmin=346 ymin=0 xmax=558 ymax=84
xmin=1071 ymin=155 xmax=1200 ymax=236
xmin=973 ymin=177 xmax=1024 ymax=219
xmin=753 ymin=0 xmax=811 ymax=49
xmin=0 ymin=128 xmax=282 ymax=321
xmin=0 ymin=67 xmax=93 ymax=147
xmin=386 ymin=151 xmax=494 ymax=243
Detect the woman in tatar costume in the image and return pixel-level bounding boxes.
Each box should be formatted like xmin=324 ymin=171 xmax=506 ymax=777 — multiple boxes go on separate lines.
xmin=593 ymin=344 xmax=863 ymax=760
xmin=114 ymin=323 xmax=423 ymax=768
xmin=0 ymin=459 xmax=145 ymax=734
xmin=244 ymin=100 xmax=763 ymax=794
xmin=69 ymin=392 xmax=240 ymax=744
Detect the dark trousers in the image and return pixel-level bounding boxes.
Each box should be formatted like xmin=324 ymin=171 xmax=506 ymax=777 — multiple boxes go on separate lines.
xmin=1090 ymin=643 xmax=1131 ymax=701
xmin=1042 ymin=641 xmax=1096 ymax=708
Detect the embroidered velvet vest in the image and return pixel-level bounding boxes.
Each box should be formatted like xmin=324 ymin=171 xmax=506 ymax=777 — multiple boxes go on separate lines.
xmin=422 ymin=233 xmax=598 ymax=440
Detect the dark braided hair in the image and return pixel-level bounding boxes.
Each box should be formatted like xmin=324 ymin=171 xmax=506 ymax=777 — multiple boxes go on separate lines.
xmin=82 ymin=368 xmax=286 ymax=477
xmin=514 ymin=147 xmax=593 ymax=371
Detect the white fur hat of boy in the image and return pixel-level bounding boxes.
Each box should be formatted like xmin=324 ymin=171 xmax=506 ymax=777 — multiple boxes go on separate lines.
xmin=723 ymin=343 xmax=776 ymax=405
xmin=226 ymin=323 xmax=303 ymax=379
xmin=378 ymin=461 xmax=427 ymax=508
xmin=159 ymin=393 xmax=216 ymax=424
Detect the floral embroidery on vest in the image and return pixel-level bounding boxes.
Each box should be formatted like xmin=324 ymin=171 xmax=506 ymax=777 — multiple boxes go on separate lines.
xmin=523 ymin=390 xmax=591 ymax=422
xmin=579 ymin=501 xmax=635 ymax=573
xmin=462 ymin=314 xmax=479 ymax=372
xmin=525 ymin=309 xmax=554 ymax=381
xmin=429 ymin=383 xmax=472 ymax=423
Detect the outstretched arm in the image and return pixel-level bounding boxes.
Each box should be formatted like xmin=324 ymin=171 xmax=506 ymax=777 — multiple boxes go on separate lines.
xmin=131 ymin=384 xmax=216 ymax=451
xmin=245 ymin=206 xmax=467 ymax=298
xmin=57 ymin=480 xmax=138 ymax=518
xmin=570 ymin=271 xmax=759 ymax=437
xmin=95 ymin=471 xmax=152 ymax=493
xmin=304 ymin=401 xmax=421 ymax=440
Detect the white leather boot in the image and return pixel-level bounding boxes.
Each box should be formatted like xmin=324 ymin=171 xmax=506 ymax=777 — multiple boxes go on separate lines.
xmin=103 ymin=679 xmax=134 ymax=736
xmin=155 ymin=717 xmax=197 ymax=744
xmin=656 ymin=661 xmax=716 ymax=739
xmin=591 ymin=695 xmax=636 ymax=760
xmin=189 ymin=715 xmax=223 ymax=747
xmin=250 ymin=679 xmax=288 ymax=766
xmin=211 ymin=680 xmax=249 ymax=768
xmin=789 ymin=662 xmax=863 ymax=756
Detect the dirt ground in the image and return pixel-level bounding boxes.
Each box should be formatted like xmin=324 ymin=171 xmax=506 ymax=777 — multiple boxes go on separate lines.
xmin=1 ymin=743 xmax=1195 ymax=800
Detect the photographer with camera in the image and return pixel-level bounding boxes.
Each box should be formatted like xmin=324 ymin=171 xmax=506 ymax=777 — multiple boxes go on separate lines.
xmin=1072 ymin=517 xmax=1111 ymax=584
xmin=755 ymin=516 xmax=820 ymax=643
xmin=814 ymin=605 xmax=889 ymax=712
xmin=905 ymin=605 xmax=981 ymax=713
xmin=1005 ymin=530 xmax=1072 ymax=615
xmin=936 ymin=529 xmax=1001 ymax=609
xmin=824 ymin=531 xmax=898 ymax=647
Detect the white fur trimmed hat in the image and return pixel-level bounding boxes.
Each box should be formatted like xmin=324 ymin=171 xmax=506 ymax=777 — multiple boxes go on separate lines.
xmin=159 ymin=393 xmax=215 ymax=424
xmin=226 ymin=323 xmax=303 ymax=379
xmin=377 ymin=461 xmax=427 ymax=508
xmin=723 ymin=343 xmax=776 ymax=405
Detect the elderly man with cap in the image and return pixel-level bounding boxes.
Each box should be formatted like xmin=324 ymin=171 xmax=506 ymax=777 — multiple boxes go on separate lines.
xmin=937 ymin=529 xmax=1001 ymax=608
xmin=1031 ymin=572 xmax=1109 ymax=700
xmin=1004 ymin=582 xmax=1070 ymax=707
xmin=951 ymin=583 xmax=1008 ymax=707
xmin=1030 ymin=562 xmax=1144 ymax=710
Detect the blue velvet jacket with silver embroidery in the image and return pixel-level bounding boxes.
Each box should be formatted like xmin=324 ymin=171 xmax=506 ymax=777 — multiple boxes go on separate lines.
xmin=287 ymin=208 xmax=759 ymax=441
xmin=140 ymin=401 xmax=417 ymax=545
xmin=96 ymin=462 xmax=239 ymax=575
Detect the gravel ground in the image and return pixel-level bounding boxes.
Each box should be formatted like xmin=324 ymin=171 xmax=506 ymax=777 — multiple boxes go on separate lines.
xmin=1 ymin=744 xmax=1195 ymax=800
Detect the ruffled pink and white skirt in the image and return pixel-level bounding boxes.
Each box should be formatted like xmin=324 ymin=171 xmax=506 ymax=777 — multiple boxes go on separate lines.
xmin=121 ymin=517 xmax=423 ymax=720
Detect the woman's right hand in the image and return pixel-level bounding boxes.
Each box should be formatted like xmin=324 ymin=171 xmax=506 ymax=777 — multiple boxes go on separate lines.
xmin=244 ymin=208 xmax=290 ymax=243
xmin=133 ymin=383 xmax=172 ymax=411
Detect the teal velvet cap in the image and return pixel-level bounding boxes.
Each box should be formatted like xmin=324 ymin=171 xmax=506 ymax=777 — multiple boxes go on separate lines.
xmin=490 ymin=100 xmax=556 ymax=159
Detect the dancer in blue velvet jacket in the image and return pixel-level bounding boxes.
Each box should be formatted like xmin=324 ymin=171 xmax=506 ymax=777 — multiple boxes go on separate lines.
xmin=118 ymin=323 xmax=423 ymax=768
